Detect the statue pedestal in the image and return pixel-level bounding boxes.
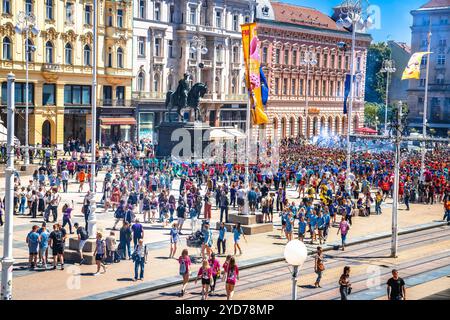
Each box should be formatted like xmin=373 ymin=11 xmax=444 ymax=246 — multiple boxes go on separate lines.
xmin=88 ymin=202 xmax=97 ymax=239
xmin=156 ymin=122 xmax=211 ymax=160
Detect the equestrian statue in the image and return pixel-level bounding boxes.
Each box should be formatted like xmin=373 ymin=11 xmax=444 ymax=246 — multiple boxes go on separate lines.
xmin=165 ymin=73 xmax=208 ymax=122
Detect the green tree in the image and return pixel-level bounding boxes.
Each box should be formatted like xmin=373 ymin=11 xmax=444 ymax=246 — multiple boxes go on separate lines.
xmin=364 ymin=102 xmax=380 ymax=127
xmin=364 ymin=42 xmax=391 ymax=103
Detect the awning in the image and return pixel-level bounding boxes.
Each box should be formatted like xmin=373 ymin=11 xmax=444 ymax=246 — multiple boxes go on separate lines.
xmin=100 ymin=117 xmax=136 ymax=125
xmin=209 ymin=129 xmax=235 ymax=140
xmin=355 ymin=127 xmax=377 ymax=134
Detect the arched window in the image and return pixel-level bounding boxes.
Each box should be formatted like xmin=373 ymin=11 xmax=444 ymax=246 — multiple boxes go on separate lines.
xmin=117 ymin=47 xmax=123 ymax=68
xmin=2 ymin=37 xmax=11 ymax=60
xmin=107 ymin=47 xmax=112 ymax=67
xmin=137 ymin=72 xmax=145 ymax=91
xmin=281 ymin=118 xmax=287 ymax=139
xmin=84 ymin=44 xmax=91 ymax=66
xmin=65 ymin=43 xmax=73 ymax=65
xmin=45 ymin=41 xmax=53 ymax=63
xmin=26 ymin=39 xmax=34 ymax=62
xmin=290 ymin=117 xmax=295 ymax=137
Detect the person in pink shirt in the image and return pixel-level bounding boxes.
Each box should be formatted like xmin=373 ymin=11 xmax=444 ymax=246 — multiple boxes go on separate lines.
xmin=195 ymin=259 xmax=213 ymax=300
xmin=178 ymin=249 xmax=191 ymax=297
xmin=224 ymin=257 xmax=239 ymax=300
xmin=337 ymin=216 xmax=351 ymax=251
xmin=208 ymin=253 xmax=221 ymax=294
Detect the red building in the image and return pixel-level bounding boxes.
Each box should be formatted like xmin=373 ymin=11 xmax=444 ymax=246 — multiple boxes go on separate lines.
xmin=255 ymin=0 xmax=372 ymax=140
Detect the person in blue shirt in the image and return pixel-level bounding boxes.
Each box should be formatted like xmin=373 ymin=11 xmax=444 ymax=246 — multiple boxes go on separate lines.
xmin=232 ymin=223 xmax=246 ymax=255
xmin=26 ymin=225 xmax=40 ymax=269
xmin=284 ymin=212 xmax=294 ymax=242
xmin=202 ymin=223 xmax=213 ymax=259
xmin=169 ymin=222 xmax=180 ymax=259
xmin=38 ymin=225 xmax=50 ymax=269
xmin=316 ymin=211 xmax=326 ymax=245
xmin=217 ymin=222 xmax=227 ymax=255
xmin=298 ymin=216 xmax=307 ymax=242
xmin=323 ymin=208 xmax=331 ymax=242
xmin=309 ymin=211 xmax=318 ymax=244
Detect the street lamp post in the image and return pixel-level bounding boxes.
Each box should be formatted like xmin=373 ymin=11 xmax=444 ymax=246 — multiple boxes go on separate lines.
xmin=1 ymin=73 xmax=15 ymax=300
xmin=336 ymin=0 xmax=373 ymax=193
xmin=190 ymin=36 xmax=208 ymax=83
xmin=380 ymin=59 xmax=396 ymax=135
xmin=15 ymin=12 xmax=39 ymax=166
xmin=301 ymin=50 xmax=317 ymax=137
xmin=284 ymin=240 xmax=308 ymax=300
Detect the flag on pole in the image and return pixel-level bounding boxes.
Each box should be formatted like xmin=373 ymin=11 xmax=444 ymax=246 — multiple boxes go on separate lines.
xmin=260 ymin=66 xmax=269 ymax=106
xmin=343 ymin=74 xmax=351 ymax=114
xmin=401 ymin=52 xmax=431 ymax=80
xmin=241 ymin=23 xmax=269 ymax=125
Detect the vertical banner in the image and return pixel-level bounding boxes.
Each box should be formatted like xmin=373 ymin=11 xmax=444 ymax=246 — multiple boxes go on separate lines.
xmin=242 ymin=23 xmax=269 ymax=125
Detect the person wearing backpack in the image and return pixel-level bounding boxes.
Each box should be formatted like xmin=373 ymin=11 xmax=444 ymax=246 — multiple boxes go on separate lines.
xmin=74 ymin=222 xmax=89 ymax=265
xmin=178 ymin=249 xmax=191 ymax=297
xmin=195 ymin=259 xmax=213 ymax=300
xmin=224 ymin=257 xmax=239 ymax=300
xmin=49 ymin=223 xmax=67 ymax=270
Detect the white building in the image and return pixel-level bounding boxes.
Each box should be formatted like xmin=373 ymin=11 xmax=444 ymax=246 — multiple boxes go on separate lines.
xmin=132 ymin=0 xmax=256 ymax=142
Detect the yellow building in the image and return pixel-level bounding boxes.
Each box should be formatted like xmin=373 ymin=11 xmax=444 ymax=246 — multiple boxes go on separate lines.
xmin=0 ymin=0 xmax=133 ymax=147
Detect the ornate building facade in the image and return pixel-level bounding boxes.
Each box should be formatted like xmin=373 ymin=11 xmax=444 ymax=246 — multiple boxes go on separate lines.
xmin=407 ymin=0 xmax=450 ymax=136
xmin=0 ymin=0 xmax=133 ymax=147
xmin=132 ymin=0 xmax=255 ymax=143
xmin=255 ymin=0 xmax=371 ymax=140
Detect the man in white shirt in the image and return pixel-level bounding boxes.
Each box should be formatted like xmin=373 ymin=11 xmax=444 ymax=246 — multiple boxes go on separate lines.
xmin=61 ymin=168 xmax=70 ymax=193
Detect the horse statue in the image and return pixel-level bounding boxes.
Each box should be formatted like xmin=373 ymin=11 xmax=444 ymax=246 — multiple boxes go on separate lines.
xmin=187 ymin=83 xmax=208 ymax=122
xmin=165 ymin=74 xmax=190 ymax=121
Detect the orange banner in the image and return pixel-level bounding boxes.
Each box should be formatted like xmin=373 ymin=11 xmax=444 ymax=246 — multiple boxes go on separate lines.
xmin=241 ymin=23 xmax=268 ymax=125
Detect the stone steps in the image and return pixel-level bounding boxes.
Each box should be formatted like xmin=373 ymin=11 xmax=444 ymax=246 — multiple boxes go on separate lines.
xmin=63 ymin=238 xmax=96 ymax=265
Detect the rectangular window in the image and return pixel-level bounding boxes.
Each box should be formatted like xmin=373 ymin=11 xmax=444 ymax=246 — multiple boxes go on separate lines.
xmin=345 ymin=56 xmax=349 ymax=69
xmin=168 ymin=40 xmax=174 ymax=58
xmin=291 ymin=79 xmax=296 ymax=95
xmin=315 ymin=80 xmax=319 ymax=96
xmin=284 ymin=50 xmax=289 ymax=65
xmin=66 ymin=2 xmax=74 ymax=23
xmin=233 ymin=15 xmax=239 ymax=31
xmin=323 ymin=54 xmax=328 ymax=68
xmin=275 ymin=49 xmax=280 ymax=64
xmin=308 ymin=80 xmax=312 ymax=96
xmin=25 ymin=0 xmax=32 ymax=14
xmin=85 ymin=5 xmax=92 ymax=25
xmin=331 ymin=55 xmax=335 ymax=68
xmin=42 ymin=84 xmax=55 ymax=105
xmin=190 ymin=7 xmax=196 ymax=24
xmin=154 ymin=3 xmax=161 ymax=21
xmin=103 ymin=86 xmax=112 ymax=105
xmin=419 ymin=79 xmax=426 ymax=87
xmin=2 ymin=0 xmax=10 ymax=14
xmin=215 ymin=11 xmax=222 ymax=28
xmin=421 ymin=56 xmax=428 ymax=66
xmin=139 ymin=0 xmax=145 ymax=19
xmin=437 ymin=55 xmax=446 ymax=65
xmin=283 ymin=79 xmax=288 ymax=95
xmin=169 ymin=5 xmax=175 ymax=23
xmin=155 ymin=38 xmax=161 ymax=56
xmin=292 ymin=51 xmax=297 ymax=66
xmin=117 ymin=9 xmax=123 ymax=28
xmin=357 ymin=57 xmax=361 ymax=71
xmin=64 ymin=85 xmax=91 ymax=105
xmin=439 ymin=39 xmax=447 ymax=46
xmin=337 ymin=81 xmax=341 ymax=97
xmin=274 ymin=78 xmax=279 ymax=94
xmin=338 ymin=55 xmax=342 ymax=69
xmin=322 ymin=81 xmax=326 ymax=96
xmin=46 ymin=0 xmax=53 ymax=20
xmin=262 ymin=47 xmax=268 ymax=63
xmin=299 ymin=79 xmax=304 ymax=95
xmin=1 ymin=82 xmax=34 ymax=105
xmin=138 ymin=37 xmax=145 ymax=57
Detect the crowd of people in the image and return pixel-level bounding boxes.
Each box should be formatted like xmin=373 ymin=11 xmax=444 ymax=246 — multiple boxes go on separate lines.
xmin=3 ymin=135 xmax=448 ymax=300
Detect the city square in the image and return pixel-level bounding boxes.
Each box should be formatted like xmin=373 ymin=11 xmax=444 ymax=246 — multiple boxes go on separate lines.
xmin=0 ymin=0 xmax=449 ymax=308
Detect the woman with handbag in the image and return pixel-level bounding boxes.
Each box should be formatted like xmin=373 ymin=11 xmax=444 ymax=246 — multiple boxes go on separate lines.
xmin=339 ymin=266 xmax=352 ymax=300
xmin=314 ymin=246 xmax=325 ymax=288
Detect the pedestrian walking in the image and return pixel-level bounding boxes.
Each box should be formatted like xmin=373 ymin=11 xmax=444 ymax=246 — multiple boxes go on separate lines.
xmin=119 ymin=221 xmax=132 ymax=260
xmin=195 ymin=259 xmax=213 ymax=300
xmin=224 ymin=257 xmax=239 ymax=300
xmin=232 ymin=223 xmax=246 ymax=256
xmin=61 ymin=201 xmax=74 ymax=234
xmin=337 ymin=216 xmax=350 ymax=251
xmin=217 ymin=222 xmax=227 ymax=255
xmin=169 ymin=223 xmax=179 ymax=258
xmin=178 ymin=249 xmax=192 ymax=297
xmin=387 ymin=269 xmax=406 ymax=300
xmin=201 ymin=222 xmax=213 ymax=259
xmin=74 ymin=222 xmax=89 ymax=265
xmin=131 ymin=219 xmax=144 ymax=248
xmin=339 ymin=266 xmax=352 ymax=300
xmin=314 ymin=246 xmax=325 ymax=288
xmin=208 ymin=253 xmax=221 ymax=294
xmin=131 ymin=239 xmax=148 ymax=281
xmin=49 ymin=223 xmax=66 ymax=270
xmin=93 ymin=232 xmax=107 ymax=276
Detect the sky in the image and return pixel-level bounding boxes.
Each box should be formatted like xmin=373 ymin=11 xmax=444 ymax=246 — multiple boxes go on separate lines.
xmin=283 ymin=0 xmax=428 ymax=45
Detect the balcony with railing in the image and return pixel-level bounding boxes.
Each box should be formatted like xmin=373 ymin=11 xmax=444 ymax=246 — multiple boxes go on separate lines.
xmin=42 ymin=63 xmax=61 ymax=72
xmin=131 ymin=91 xmax=166 ymax=101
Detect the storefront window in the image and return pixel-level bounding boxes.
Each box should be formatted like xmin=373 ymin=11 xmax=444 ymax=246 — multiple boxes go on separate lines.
xmin=1 ymin=82 xmax=34 ymax=105
xmin=139 ymin=112 xmax=154 ymax=140
xmin=64 ymin=85 xmax=91 ymax=105
xmin=43 ymin=84 xmax=56 ymax=105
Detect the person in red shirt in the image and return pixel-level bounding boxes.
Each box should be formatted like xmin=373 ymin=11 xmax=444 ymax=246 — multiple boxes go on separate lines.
xmin=224 ymin=257 xmax=239 ymax=300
